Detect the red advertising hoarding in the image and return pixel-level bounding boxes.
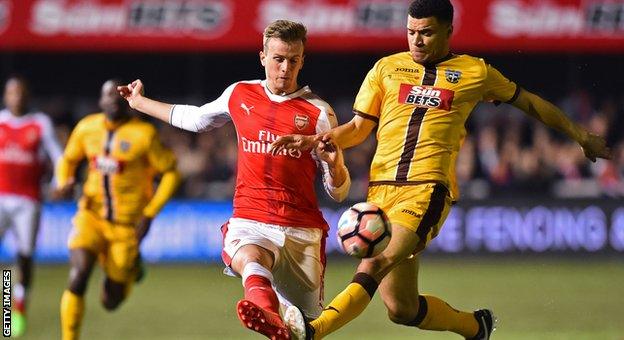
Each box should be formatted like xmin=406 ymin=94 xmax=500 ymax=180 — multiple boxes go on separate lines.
xmin=0 ymin=0 xmax=622 ymax=52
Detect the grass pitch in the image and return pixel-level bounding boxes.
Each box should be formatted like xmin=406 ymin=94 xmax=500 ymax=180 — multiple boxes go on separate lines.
xmin=13 ymin=257 xmax=624 ymax=339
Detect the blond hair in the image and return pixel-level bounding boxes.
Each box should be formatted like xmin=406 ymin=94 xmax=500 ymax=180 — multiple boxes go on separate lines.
xmin=263 ymin=20 xmax=307 ymax=50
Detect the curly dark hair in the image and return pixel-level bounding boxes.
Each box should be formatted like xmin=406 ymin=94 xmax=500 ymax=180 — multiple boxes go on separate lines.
xmin=408 ymin=0 xmax=454 ymax=25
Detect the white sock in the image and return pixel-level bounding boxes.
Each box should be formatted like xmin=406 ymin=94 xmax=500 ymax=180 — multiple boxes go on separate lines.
xmin=14 ymin=284 xmax=25 ymax=302
xmin=241 ymin=262 xmax=273 ymax=286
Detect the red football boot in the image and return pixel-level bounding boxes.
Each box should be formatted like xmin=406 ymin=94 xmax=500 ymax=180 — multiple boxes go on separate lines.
xmin=237 ymin=299 xmax=290 ymax=340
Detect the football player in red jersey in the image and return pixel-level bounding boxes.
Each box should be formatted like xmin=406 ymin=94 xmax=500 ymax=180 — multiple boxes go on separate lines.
xmin=0 ymin=76 xmax=63 ymax=336
xmin=118 ymin=20 xmax=351 ymax=339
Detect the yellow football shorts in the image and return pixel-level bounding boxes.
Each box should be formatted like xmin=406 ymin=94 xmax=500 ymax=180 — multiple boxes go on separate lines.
xmin=68 ymin=209 xmax=139 ymax=283
xmin=367 ymin=182 xmax=452 ymax=247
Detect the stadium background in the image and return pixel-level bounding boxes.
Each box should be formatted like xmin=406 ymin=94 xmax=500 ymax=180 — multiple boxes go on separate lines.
xmin=0 ymin=0 xmax=623 ymax=339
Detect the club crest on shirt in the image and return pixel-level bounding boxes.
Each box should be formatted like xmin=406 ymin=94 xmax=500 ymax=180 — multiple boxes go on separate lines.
xmin=25 ymin=128 xmax=38 ymax=144
xmin=445 ymin=69 xmax=462 ymax=84
xmin=119 ymin=140 xmax=131 ymax=152
xmin=294 ymin=114 xmax=309 ymax=130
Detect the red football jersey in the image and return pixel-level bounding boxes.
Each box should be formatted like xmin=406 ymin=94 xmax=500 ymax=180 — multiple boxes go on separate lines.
xmin=170 ymin=80 xmax=342 ymax=230
xmin=0 ymin=109 xmax=62 ymax=201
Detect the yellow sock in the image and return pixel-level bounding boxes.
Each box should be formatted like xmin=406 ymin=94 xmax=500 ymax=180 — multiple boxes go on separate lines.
xmin=311 ymin=273 xmax=378 ymax=339
xmin=60 ymin=290 xmax=85 ymax=340
xmin=417 ymin=295 xmax=478 ymax=337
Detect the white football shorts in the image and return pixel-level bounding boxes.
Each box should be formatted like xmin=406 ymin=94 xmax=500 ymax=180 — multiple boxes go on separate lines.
xmin=221 ymin=217 xmax=327 ymax=318
xmin=0 ymin=195 xmax=41 ymax=256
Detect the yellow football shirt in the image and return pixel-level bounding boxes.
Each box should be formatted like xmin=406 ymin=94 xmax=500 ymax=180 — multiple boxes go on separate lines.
xmin=57 ymin=114 xmax=178 ymax=224
xmin=354 ymin=52 xmax=519 ymax=199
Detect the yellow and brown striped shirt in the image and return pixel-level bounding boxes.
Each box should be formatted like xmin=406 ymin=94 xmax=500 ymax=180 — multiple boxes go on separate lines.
xmin=354 ymin=52 xmax=518 ymax=200
xmin=57 ymin=114 xmax=179 ymax=224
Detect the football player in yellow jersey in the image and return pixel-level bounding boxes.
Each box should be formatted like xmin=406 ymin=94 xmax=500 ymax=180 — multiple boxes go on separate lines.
xmin=55 ymin=79 xmax=180 ymax=340
xmin=272 ymin=1 xmax=612 ymax=339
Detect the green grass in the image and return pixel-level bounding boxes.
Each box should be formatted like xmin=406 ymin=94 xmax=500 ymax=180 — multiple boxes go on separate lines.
xmin=9 ymin=258 xmax=624 ymax=339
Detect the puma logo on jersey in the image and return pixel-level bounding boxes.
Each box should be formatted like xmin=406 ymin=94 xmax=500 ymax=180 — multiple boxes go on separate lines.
xmin=240 ymin=103 xmax=254 ymax=115
xmin=398 ymin=84 xmax=454 ymax=111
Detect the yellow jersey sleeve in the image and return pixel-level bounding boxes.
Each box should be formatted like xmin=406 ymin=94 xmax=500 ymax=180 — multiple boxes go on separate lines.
xmin=353 ymin=61 xmax=384 ymax=121
xmin=482 ymin=64 xmax=520 ymax=104
xmin=142 ymin=132 xmax=180 ymax=218
xmin=146 ymin=132 xmax=177 ymax=173
xmin=56 ymin=119 xmax=86 ymax=187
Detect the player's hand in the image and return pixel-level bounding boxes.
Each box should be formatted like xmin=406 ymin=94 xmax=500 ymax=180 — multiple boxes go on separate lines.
xmin=136 ymin=216 xmax=153 ymax=243
xmin=580 ymin=132 xmax=612 ymax=162
xmin=117 ymin=79 xmax=145 ymax=109
xmin=270 ymin=134 xmax=321 ymax=155
xmin=315 ymin=139 xmax=343 ymax=167
xmin=51 ymin=180 xmax=75 ymax=200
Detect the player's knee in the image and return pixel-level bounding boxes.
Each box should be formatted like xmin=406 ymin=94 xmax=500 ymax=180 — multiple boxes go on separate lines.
xmin=68 ymin=267 xmax=91 ymax=295
xmin=359 ymin=255 xmax=396 ymax=280
xmin=386 ymin=304 xmax=419 ymax=325
xmin=101 ymin=288 xmax=125 ymax=311
xmin=101 ymin=278 xmax=127 ymax=311
xmin=16 ymin=253 xmax=33 ymax=264
xmin=231 ymin=245 xmax=274 ymax=273
xmin=101 ymin=294 xmax=124 ymax=311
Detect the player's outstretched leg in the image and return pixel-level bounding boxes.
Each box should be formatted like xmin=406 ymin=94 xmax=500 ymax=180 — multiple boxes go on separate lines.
xmin=378 ymin=257 xmax=492 ymax=338
xmin=61 ymin=249 xmax=96 ymax=340
xmin=466 ymin=309 xmax=497 ymax=340
xmin=235 ymin=261 xmax=289 ymax=339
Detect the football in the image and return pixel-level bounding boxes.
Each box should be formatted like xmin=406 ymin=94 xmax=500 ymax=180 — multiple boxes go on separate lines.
xmin=336 ymin=202 xmax=391 ymax=258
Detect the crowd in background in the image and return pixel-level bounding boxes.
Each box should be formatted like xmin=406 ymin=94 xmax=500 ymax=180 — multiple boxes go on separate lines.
xmin=36 ymin=87 xmax=624 ymax=203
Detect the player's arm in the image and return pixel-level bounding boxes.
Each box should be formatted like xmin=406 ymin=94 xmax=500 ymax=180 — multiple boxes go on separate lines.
xmin=272 ymin=62 xmax=381 ymax=154
xmin=118 ymin=79 xmax=231 ymax=133
xmin=270 ymin=115 xmax=376 ymax=155
xmin=511 ymin=89 xmax=611 ymax=161
xmin=314 ymin=107 xmax=352 ymax=202
xmin=117 ymin=80 xmax=172 ymax=122
xmin=323 ymin=114 xmax=377 ymax=150
xmin=329 ymin=61 xmax=384 ymax=150
xmin=316 ymin=141 xmax=351 ymax=202
xmin=54 ymin=120 xmax=86 ymax=199
xmin=40 ymin=114 xmax=63 ymax=167
xmin=139 ymin=134 xmax=181 ymax=242
xmin=39 ymin=114 xmax=64 ymax=193
xmin=141 ymin=169 xmax=180 ymax=221
xmin=484 ymin=62 xmax=611 ymax=162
